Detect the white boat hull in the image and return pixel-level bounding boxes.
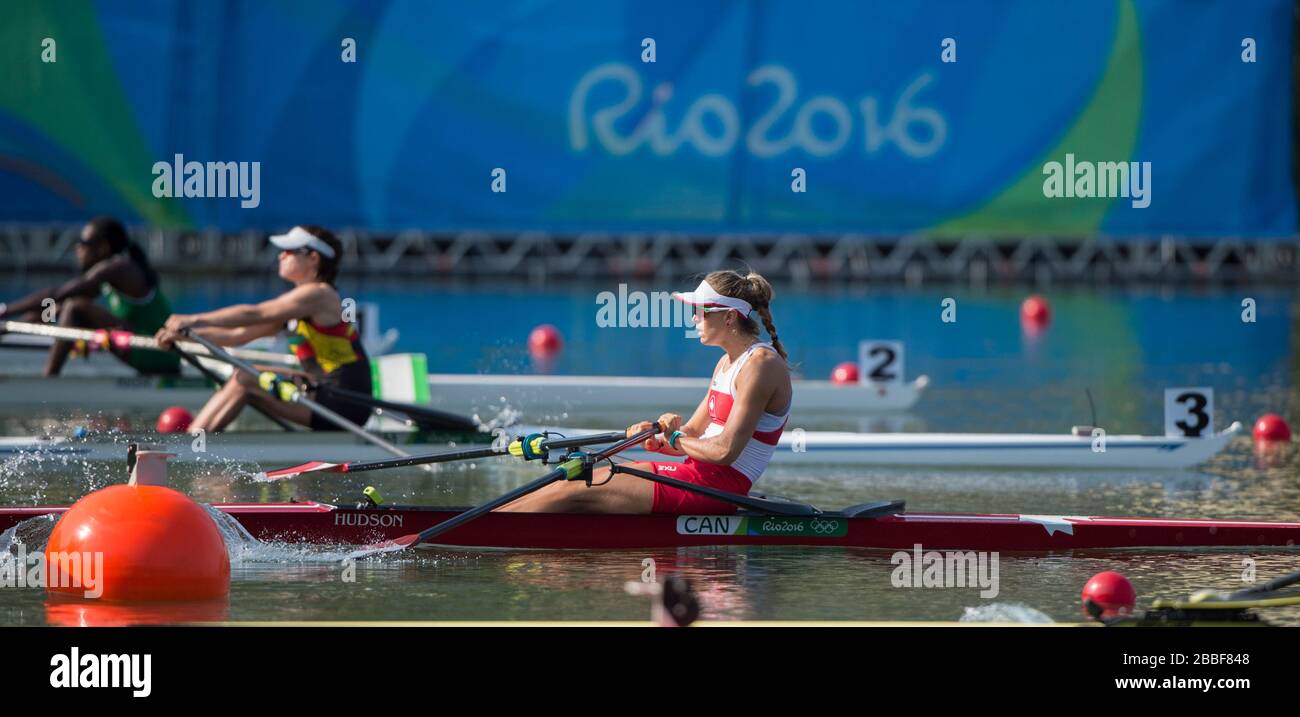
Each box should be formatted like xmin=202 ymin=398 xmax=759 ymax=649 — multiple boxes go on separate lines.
xmin=0 ymin=370 xmax=928 ymax=415
xmin=424 ymin=373 xmax=928 ymax=414
xmin=0 ymin=422 xmax=1240 ymax=470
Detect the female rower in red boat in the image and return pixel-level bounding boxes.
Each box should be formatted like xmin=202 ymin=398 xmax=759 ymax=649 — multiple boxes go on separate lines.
xmin=154 ymin=225 xmax=372 ymax=432
xmin=502 ymin=270 xmax=792 ymax=515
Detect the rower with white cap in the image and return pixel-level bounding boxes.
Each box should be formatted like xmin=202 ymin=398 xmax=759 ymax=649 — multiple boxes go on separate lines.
xmin=502 ymin=270 xmax=792 ymax=515
xmin=154 ymin=225 xmax=373 ymax=432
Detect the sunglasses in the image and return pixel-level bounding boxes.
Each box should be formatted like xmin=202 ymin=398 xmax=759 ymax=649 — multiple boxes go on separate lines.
xmin=691 ymin=306 xmax=734 ymax=322
xmin=279 ymin=247 xmax=315 ymax=256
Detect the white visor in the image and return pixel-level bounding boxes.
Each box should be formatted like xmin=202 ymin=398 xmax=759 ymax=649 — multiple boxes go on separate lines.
xmin=270 ymin=226 xmax=336 ymax=258
xmin=672 ymin=280 xmax=752 ymax=317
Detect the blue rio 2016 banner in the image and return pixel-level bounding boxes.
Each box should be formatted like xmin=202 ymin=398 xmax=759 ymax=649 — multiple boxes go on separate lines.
xmin=0 ymin=0 xmax=1293 ymax=237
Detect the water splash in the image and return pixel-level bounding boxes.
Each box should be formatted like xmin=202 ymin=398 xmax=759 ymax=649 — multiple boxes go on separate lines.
xmin=198 ymin=504 xmax=356 ymax=564
xmin=959 ymin=603 xmax=1056 ymax=624
xmin=473 ymin=403 xmax=523 ymax=433
xmin=1 ymin=513 xmax=58 ymax=557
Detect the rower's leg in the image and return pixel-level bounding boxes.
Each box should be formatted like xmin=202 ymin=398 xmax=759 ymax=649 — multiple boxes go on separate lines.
xmin=242 ymin=387 xmax=314 ymax=428
xmin=498 ymin=463 xmax=655 ymax=514
xmin=44 ymin=298 xmax=121 ymax=376
xmin=191 ymin=372 xmax=312 ymax=432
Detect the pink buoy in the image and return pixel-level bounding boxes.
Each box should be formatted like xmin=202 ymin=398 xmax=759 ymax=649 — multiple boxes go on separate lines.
xmin=1020 ymin=294 xmax=1051 ymax=328
xmin=528 ymin=324 xmax=563 ymax=358
xmin=830 ymin=362 xmax=859 ymax=385
xmin=1253 ymin=413 xmax=1291 ymax=443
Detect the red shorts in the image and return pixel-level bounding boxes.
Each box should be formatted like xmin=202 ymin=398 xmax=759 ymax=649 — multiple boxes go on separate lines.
xmin=646 ymin=458 xmax=752 ymax=514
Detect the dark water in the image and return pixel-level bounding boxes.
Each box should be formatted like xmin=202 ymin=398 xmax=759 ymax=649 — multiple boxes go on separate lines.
xmin=1 ymin=278 xmax=1298 ymax=624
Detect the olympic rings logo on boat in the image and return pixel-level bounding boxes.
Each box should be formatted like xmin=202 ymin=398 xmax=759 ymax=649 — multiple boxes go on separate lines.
xmin=809 ymin=518 xmax=840 ymax=535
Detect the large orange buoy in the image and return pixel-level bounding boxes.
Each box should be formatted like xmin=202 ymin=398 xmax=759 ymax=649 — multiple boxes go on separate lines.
xmin=528 ymin=324 xmax=563 ymax=358
xmin=45 ymin=485 xmax=229 ymax=602
xmin=1081 ymin=571 xmax=1136 ymax=619
xmin=1253 ymin=413 xmax=1291 ymax=443
xmin=830 ymin=361 xmax=859 ymax=385
xmin=156 ymin=406 xmax=193 ymax=434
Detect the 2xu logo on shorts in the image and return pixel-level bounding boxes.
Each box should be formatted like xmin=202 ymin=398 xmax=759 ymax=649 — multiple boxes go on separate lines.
xmin=676 ymin=515 xmax=847 ymax=537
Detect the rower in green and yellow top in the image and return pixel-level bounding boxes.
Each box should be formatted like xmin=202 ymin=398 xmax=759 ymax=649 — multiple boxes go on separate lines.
xmin=0 ymin=216 xmax=180 ymax=376
xmin=154 ymin=225 xmax=373 ymax=432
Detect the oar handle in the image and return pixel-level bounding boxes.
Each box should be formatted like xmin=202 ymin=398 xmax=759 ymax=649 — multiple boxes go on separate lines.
xmin=590 ymin=423 xmax=663 ymax=462
xmin=0 ymin=320 xmax=296 ymax=365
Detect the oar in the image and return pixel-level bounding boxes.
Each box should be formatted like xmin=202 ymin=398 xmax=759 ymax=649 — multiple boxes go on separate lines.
xmin=1134 ymin=568 xmax=1300 ymax=615
xmin=313 ymin=384 xmax=477 ymax=432
xmin=171 ymin=344 xmax=297 ymax=432
xmin=256 ymin=430 xmax=627 ymax=481
xmin=1228 ymin=568 xmax=1300 ymax=598
xmin=349 ymin=423 xmax=662 ymax=557
xmin=180 ymin=330 xmax=416 ymax=461
xmin=0 ymin=320 xmax=297 ymax=366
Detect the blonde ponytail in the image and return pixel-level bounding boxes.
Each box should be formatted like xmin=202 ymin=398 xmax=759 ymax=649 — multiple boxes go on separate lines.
xmin=701 ymin=269 xmax=789 ymax=361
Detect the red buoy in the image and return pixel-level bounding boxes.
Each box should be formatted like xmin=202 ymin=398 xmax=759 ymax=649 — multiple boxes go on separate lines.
xmin=528 ymin=324 xmax=563 ymax=358
xmin=156 ymin=406 xmax=194 ymax=434
xmin=1081 ymin=571 xmax=1136 ymax=619
xmin=45 ymin=485 xmax=230 ymax=602
xmin=1021 ymin=294 xmax=1051 ymax=328
xmin=1253 ymin=414 xmax=1291 ymax=443
xmin=830 ymin=361 xmax=859 ymax=385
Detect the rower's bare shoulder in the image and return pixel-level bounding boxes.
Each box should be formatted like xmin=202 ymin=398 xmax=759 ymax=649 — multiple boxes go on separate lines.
xmin=737 ymin=349 xmax=788 ymax=387
xmin=84 ymin=254 xmax=129 ymax=280
xmin=748 ymin=348 xmax=788 ymax=375
xmin=287 ymin=282 xmax=338 ymax=306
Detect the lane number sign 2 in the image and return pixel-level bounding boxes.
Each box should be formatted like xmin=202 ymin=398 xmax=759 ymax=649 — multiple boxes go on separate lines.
xmin=1164 ymin=387 xmax=1214 ymax=438
xmin=858 ymin=341 xmax=904 ymax=387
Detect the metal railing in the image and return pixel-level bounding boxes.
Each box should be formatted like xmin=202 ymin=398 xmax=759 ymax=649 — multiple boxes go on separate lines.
xmin=2 ymin=224 xmax=1296 ymax=284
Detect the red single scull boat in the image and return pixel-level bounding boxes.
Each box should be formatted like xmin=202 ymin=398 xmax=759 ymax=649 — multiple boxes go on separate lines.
xmin=3 ymin=501 xmax=1298 ymax=552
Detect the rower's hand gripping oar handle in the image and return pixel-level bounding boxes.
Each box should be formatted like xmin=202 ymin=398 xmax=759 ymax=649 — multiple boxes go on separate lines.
xmin=549 ymin=422 xmax=665 ymax=485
